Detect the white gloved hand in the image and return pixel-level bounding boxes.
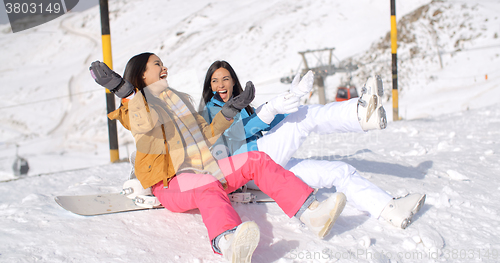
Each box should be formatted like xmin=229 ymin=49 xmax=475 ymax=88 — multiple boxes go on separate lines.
xmin=256 ymin=92 xmax=300 ymax=124
xmin=290 ymin=70 xmax=314 ymax=98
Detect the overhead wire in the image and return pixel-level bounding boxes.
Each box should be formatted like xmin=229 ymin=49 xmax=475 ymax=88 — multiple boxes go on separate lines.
xmin=0 ymin=88 xmax=102 ymax=110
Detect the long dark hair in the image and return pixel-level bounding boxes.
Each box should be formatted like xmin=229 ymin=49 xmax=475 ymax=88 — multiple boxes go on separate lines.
xmin=123 ymin=52 xmax=196 ymax=113
xmin=198 ymin=60 xmax=254 ymax=115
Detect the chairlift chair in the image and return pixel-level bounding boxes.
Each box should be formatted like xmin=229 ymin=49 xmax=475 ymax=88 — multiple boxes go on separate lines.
xmin=335 ymin=85 xmax=359 ymax=102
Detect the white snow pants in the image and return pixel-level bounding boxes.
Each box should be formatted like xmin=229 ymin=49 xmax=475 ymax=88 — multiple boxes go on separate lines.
xmin=257 ymin=98 xmax=363 ymax=167
xmin=284 ymin=158 xmax=393 ymax=218
xmin=256 ymin=98 xmax=393 ymax=218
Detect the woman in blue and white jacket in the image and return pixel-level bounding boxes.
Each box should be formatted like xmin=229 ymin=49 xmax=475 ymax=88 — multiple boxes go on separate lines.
xmin=199 ymin=60 xmax=426 ymax=230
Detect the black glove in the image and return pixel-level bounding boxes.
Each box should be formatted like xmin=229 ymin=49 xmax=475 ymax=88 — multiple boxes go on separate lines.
xmin=221 ymin=81 xmax=255 ymax=119
xmin=89 ymin=61 xmax=134 ymax=98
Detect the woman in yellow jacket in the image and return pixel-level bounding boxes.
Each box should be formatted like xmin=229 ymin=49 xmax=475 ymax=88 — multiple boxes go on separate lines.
xmin=90 ymin=53 xmax=346 ymax=263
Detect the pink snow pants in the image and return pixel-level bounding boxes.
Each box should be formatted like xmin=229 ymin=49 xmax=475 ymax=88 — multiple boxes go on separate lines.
xmin=151 ymin=151 xmax=313 ymax=241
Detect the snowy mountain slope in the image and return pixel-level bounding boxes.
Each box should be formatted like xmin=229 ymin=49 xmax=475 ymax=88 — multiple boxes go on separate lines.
xmin=348 ymin=0 xmax=500 ymax=120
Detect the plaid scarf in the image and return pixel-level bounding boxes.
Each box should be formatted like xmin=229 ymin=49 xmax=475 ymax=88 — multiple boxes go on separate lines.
xmin=161 ymin=89 xmax=227 ymax=189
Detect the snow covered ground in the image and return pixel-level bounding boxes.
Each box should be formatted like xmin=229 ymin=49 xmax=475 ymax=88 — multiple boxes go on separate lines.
xmin=1 ymin=0 xmax=499 ymax=262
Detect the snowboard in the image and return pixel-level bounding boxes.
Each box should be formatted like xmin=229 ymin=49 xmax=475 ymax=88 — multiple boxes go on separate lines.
xmin=55 ymin=190 xmax=274 ymax=216
xmin=54 ymin=193 xmax=161 ymax=216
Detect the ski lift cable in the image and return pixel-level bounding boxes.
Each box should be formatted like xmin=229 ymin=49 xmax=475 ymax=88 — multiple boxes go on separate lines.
xmin=0 ymin=88 xmax=102 ymax=110
xmin=0 ymin=129 xmax=75 ymax=150
xmin=311 ymin=52 xmax=321 ymax=67
xmin=0 ymin=164 xmax=112 ymax=184
xmin=331 ymin=53 xmax=341 ymax=63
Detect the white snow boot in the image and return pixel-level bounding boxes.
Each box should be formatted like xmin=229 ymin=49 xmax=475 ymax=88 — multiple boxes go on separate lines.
xmin=219 ymin=221 xmax=260 ymax=263
xmin=121 ymin=179 xmax=151 ymax=198
xmin=121 ymin=179 xmax=161 ymax=208
xmin=357 ymin=75 xmax=387 ymax=130
xmin=300 ymin=192 xmax=346 ymax=238
xmin=380 ymin=193 xmax=426 ymax=229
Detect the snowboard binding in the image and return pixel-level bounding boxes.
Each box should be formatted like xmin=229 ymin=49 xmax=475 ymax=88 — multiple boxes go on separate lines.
xmin=121 ymin=179 xmax=161 ymax=209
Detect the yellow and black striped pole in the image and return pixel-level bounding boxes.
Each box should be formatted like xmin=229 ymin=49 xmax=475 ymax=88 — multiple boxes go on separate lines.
xmin=390 ymin=0 xmax=399 ymax=121
xmin=99 ymin=0 xmax=120 ymax=162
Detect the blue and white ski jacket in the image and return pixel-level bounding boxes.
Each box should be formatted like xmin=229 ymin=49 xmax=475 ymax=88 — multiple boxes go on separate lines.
xmin=202 ymin=93 xmax=286 ymax=157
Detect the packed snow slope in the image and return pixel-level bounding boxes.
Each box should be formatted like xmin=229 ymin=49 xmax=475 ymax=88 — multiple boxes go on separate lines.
xmin=0 ymin=0 xmax=499 ymax=262
xmin=1 ymin=103 xmax=500 ymax=263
